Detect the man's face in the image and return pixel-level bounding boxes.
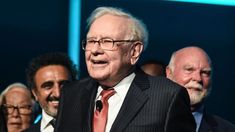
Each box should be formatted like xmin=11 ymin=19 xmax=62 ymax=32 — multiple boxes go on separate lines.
xmin=85 ymin=14 xmax=142 ymax=87
xmin=167 ymin=48 xmax=212 ymax=107
xmin=4 ymin=88 xmax=32 ymax=132
xmin=32 ymin=65 xmax=70 ymax=117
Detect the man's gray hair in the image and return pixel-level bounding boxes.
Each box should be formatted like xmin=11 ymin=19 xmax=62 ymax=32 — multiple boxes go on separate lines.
xmin=167 ymin=51 xmax=177 ymax=72
xmin=167 ymin=46 xmax=212 ymax=72
xmin=0 ymin=82 xmax=34 ymax=105
xmin=86 ymin=6 xmax=149 ymax=50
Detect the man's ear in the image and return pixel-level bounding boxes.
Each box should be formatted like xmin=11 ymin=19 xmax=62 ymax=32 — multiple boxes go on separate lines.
xmin=166 ymin=66 xmax=173 ymax=79
xmin=31 ymin=89 xmax=38 ymax=101
xmin=130 ymin=41 xmax=143 ymax=65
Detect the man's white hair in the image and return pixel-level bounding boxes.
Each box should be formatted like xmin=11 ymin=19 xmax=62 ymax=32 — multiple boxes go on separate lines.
xmin=0 ymin=82 xmax=34 ymax=105
xmin=86 ymin=6 xmax=149 ymax=50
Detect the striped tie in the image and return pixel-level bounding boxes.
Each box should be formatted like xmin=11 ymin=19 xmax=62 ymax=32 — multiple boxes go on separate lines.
xmin=93 ymin=89 xmax=115 ymax=132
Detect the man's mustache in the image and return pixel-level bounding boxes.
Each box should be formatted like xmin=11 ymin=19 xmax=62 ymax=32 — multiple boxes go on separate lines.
xmin=184 ymin=81 xmax=203 ymax=89
xmin=47 ymin=96 xmax=59 ymax=102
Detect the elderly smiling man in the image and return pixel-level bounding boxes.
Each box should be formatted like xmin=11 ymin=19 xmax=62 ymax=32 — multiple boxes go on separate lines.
xmin=166 ymin=46 xmax=235 ymax=132
xmin=55 ymin=6 xmax=196 ymax=132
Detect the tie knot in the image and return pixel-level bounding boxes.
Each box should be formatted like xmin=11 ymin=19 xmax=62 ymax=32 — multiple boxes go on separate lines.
xmin=101 ymin=88 xmax=115 ymax=101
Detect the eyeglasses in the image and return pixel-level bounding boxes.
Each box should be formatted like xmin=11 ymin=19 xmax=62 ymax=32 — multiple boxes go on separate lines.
xmin=82 ymin=38 xmax=137 ymax=51
xmin=2 ymin=104 xmax=32 ymax=115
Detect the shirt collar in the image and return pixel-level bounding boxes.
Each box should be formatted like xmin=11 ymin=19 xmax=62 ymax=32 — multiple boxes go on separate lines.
xmin=96 ymin=72 xmax=136 ymax=100
xmin=192 ymin=105 xmax=204 ymax=132
xmin=41 ymin=110 xmax=54 ymax=130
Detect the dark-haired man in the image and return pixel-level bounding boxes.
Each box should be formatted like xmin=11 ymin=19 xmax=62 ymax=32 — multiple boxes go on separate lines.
xmin=25 ymin=52 xmax=78 ymax=132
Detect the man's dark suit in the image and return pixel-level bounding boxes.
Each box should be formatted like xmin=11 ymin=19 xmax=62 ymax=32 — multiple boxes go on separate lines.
xmin=24 ymin=120 xmax=40 ymax=132
xmin=55 ymin=70 xmax=196 ymax=132
xmin=0 ymin=108 xmax=7 ymax=132
xmin=199 ymin=112 xmax=235 ymax=132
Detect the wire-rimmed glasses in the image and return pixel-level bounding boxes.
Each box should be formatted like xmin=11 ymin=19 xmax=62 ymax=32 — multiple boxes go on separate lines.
xmin=82 ymin=38 xmax=137 ymax=51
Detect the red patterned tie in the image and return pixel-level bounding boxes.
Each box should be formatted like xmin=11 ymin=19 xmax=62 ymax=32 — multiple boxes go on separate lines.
xmin=93 ymin=89 xmax=115 ymax=132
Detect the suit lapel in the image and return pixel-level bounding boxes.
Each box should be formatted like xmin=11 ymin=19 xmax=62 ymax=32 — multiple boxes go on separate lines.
xmin=110 ymin=69 xmax=150 ymax=132
xmin=81 ymin=78 xmax=98 ymax=131
xmin=199 ymin=112 xmax=218 ymax=132
xmin=35 ymin=121 xmax=41 ymax=132
xmin=26 ymin=119 xmax=41 ymax=132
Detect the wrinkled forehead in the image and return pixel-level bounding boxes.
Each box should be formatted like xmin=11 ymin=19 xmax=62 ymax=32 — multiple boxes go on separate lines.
xmin=175 ymin=49 xmax=211 ymax=68
xmin=5 ymin=88 xmax=31 ymax=104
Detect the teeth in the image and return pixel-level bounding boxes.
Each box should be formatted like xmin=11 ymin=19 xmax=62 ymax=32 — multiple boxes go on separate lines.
xmin=50 ymin=101 xmax=59 ymax=103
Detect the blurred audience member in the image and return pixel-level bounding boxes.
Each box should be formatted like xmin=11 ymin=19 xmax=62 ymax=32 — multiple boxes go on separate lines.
xmin=0 ymin=82 xmax=34 ymax=132
xmin=166 ymin=46 xmax=235 ymax=132
xmin=25 ymin=52 xmax=78 ymax=132
xmin=141 ymin=60 xmax=166 ymax=76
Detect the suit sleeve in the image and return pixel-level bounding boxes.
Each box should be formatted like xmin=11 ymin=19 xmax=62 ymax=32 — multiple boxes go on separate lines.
xmin=165 ymin=87 xmax=196 ymax=132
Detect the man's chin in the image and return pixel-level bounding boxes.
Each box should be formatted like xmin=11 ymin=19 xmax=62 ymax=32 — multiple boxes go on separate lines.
xmin=46 ymin=109 xmax=58 ymax=117
xmin=91 ymin=73 xmax=109 ymax=81
xmin=190 ymin=95 xmax=205 ymax=107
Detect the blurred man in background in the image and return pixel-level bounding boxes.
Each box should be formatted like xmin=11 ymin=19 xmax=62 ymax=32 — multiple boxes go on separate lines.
xmin=0 ymin=82 xmax=34 ymax=132
xmin=166 ymin=46 xmax=235 ymax=132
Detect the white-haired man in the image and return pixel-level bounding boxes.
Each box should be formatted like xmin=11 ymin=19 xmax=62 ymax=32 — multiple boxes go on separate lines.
xmin=166 ymin=46 xmax=235 ymax=132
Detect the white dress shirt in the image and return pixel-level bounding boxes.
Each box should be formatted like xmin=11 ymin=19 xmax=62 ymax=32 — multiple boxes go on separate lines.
xmin=95 ymin=73 xmax=136 ymax=132
xmin=40 ymin=110 xmax=55 ymax=132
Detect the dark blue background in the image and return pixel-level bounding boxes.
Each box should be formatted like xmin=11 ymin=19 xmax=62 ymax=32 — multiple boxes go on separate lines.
xmin=1 ymin=0 xmax=234 ymax=124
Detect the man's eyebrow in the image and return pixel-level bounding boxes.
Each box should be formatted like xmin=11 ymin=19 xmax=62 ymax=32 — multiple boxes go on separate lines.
xmin=41 ymin=81 xmax=54 ymax=88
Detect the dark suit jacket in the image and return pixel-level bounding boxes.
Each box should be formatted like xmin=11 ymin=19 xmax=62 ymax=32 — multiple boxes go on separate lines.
xmin=24 ymin=120 xmax=40 ymax=132
xmin=55 ymin=70 xmax=196 ymax=132
xmin=199 ymin=112 xmax=235 ymax=132
xmin=0 ymin=107 xmax=7 ymax=132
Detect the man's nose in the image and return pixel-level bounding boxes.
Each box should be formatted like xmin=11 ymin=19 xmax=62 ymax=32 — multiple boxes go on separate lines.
xmin=192 ymin=71 xmax=202 ymax=82
xmin=91 ymin=41 xmax=103 ymax=53
xmin=12 ymin=108 xmax=20 ymax=117
xmin=52 ymin=84 xmax=60 ymax=97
